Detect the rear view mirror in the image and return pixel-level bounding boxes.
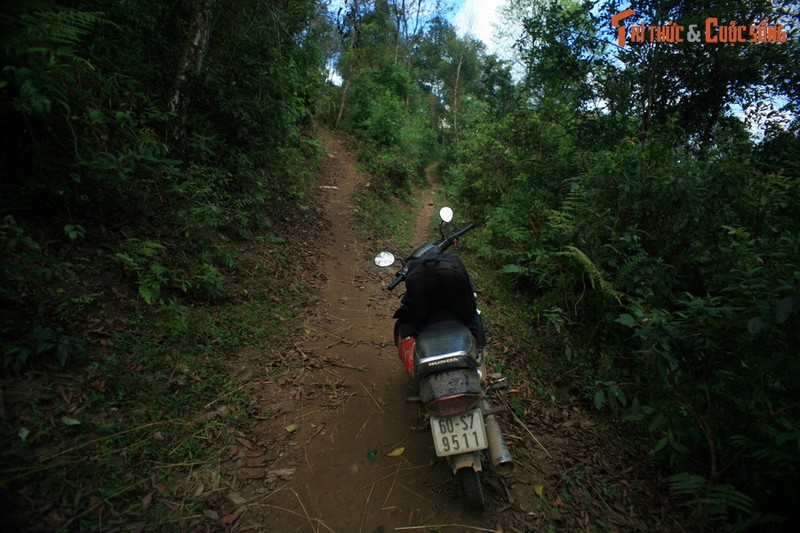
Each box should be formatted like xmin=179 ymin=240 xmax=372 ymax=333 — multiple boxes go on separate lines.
xmin=439 ymin=207 xmax=454 ymax=223
xmin=374 ymin=251 xmax=396 ymax=267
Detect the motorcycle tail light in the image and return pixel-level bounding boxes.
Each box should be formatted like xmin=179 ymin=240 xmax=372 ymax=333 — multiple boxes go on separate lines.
xmin=425 ymin=393 xmax=480 ymax=417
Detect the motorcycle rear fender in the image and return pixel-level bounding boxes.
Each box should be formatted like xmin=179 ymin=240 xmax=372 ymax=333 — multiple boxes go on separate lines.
xmin=447 ymin=451 xmax=482 ymax=474
xmin=418 ymin=368 xmax=481 ymax=405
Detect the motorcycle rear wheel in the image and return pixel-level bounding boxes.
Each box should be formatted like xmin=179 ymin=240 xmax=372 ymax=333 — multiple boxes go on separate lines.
xmin=458 ymin=467 xmax=485 ymax=510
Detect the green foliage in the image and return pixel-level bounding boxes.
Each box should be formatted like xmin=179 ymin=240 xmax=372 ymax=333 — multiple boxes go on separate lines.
xmin=600 ymin=0 xmax=799 ymax=146
xmin=359 ymin=87 xmax=438 ymax=191
xmin=0 ymin=0 xmax=320 ymax=528
xmin=556 ymin=246 xmax=623 ymax=305
xmin=112 ymin=237 xmax=233 ymax=305
xmin=441 ymin=1 xmax=800 ymax=526
xmin=2 ymin=0 xmax=797 ymax=527
xmin=354 ymin=182 xmax=417 ymax=248
xmin=114 ymin=239 xmax=173 ymax=305
xmin=0 ymin=0 xmax=326 ymax=371
xmin=328 ymin=4 xmax=447 ymax=193
xmin=0 ymin=6 xmax=105 ymax=117
xmin=454 ymin=119 xmax=800 ymax=524
xmin=0 ymin=216 xmax=85 ymax=371
xmin=666 ymin=472 xmax=783 ymax=532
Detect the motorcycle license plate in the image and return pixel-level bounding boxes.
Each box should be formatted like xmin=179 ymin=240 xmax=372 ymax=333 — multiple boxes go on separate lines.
xmin=430 ymin=409 xmax=488 ymax=457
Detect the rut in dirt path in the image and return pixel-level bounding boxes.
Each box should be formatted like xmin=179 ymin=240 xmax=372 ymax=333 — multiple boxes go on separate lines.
xmin=410 ymin=163 xmax=438 ymax=246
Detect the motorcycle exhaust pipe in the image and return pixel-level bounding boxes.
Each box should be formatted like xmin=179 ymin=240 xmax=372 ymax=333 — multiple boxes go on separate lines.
xmin=485 ymin=414 xmax=515 ymax=477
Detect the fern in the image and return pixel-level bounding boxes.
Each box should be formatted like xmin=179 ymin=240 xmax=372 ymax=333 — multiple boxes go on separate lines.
xmin=612 ymin=249 xmax=650 ymax=288
xmin=1 ymin=4 xmax=107 ymax=116
xmin=132 ymin=239 xmax=165 ymax=258
xmin=669 ymin=472 xmax=708 ymax=497
xmin=113 ymin=240 xmax=172 ymax=305
xmin=138 ymin=283 xmax=160 ymax=306
xmin=23 ymin=9 xmax=104 ymax=47
xmin=498 ymin=263 xmax=531 ymax=276
xmin=1 ymin=5 xmax=105 ymax=56
xmin=669 ymin=473 xmax=757 ymax=530
xmin=559 ymin=180 xmax=587 ymax=225
xmin=557 ymin=245 xmax=623 ymax=304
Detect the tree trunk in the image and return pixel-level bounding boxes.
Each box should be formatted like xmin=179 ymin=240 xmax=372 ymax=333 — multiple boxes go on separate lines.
xmin=335 ymin=77 xmax=351 ymax=128
xmin=453 ymin=49 xmax=464 ymax=146
xmin=335 ymin=0 xmax=360 ymax=128
xmin=393 ymin=0 xmax=405 ymax=64
xmin=169 ymin=0 xmax=215 ymax=124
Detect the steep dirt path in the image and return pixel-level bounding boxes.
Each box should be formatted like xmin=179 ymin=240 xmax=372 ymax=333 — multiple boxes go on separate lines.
xmin=229 ymin=130 xmax=505 ymax=531
xmin=209 ymin=129 xmax=688 ymax=533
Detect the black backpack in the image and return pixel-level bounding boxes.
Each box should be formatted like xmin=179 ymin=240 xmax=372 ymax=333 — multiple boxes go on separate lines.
xmin=401 ymin=253 xmax=477 ymax=327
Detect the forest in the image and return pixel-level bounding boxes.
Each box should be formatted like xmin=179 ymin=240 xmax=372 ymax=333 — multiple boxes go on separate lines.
xmin=1 ymin=0 xmax=798 ymax=530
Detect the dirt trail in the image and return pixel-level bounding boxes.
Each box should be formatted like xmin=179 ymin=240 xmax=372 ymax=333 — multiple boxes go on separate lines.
xmin=222 ymin=130 xmax=503 ymax=531
xmin=0 ymin=129 xmax=690 ymax=531
xmin=212 ymin=129 xmax=687 ymax=533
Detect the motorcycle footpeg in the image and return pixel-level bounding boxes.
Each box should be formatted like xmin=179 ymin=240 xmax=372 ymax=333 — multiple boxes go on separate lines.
xmin=411 ymin=417 xmax=431 ymax=432
xmin=489 ymin=376 xmax=509 ymax=390
xmin=482 ymin=404 xmax=506 ymax=416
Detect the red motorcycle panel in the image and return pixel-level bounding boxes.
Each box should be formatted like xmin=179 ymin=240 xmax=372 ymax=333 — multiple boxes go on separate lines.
xmin=397 ymin=335 xmax=416 ymax=373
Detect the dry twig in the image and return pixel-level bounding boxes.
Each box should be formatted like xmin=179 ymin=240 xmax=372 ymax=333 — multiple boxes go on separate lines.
xmin=360 ymin=381 xmax=385 ymax=413
xmin=396 ymin=525 xmax=501 ymax=532
xmin=291 ymin=488 xmax=316 ymax=532
xmin=504 ymin=400 xmax=552 ymax=459
xmin=360 ymin=483 xmax=375 ymax=533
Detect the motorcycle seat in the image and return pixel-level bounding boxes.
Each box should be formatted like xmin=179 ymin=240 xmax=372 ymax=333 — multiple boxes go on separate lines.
xmin=414 ymin=318 xmax=478 ymax=378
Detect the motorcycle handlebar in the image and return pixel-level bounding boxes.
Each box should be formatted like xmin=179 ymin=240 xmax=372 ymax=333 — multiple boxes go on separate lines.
xmin=386 ymin=223 xmax=476 ymax=291
xmin=387 ymin=275 xmax=403 ymax=291
xmin=436 ymin=223 xmax=475 ymax=253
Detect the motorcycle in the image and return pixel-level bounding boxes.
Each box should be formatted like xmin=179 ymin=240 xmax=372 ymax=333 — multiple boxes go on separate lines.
xmin=374 ymin=207 xmax=514 ymax=509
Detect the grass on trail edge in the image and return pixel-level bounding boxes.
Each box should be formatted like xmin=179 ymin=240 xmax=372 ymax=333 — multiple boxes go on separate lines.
xmin=0 ymin=225 xmax=317 ymax=530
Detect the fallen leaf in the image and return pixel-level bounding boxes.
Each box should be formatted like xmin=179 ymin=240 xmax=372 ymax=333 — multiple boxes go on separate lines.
xmin=227 ymin=492 xmax=246 ymax=506
xmin=203 ymin=509 xmax=219 ymax=520
xmin=61 ymin=416 xmax=81 ymax=426
xmin=386 ymin=447 xmax=405 ymax=457
xmin=268 ymin=468 xmax=296 ymax=480
xmin=533 ymin=484 xmax=545 ymax=497
xmin=88 ymin=496 xmax=104 ymax=516
xmin=285 ymin=423 xmax=298 ymax=433
xmin=218 ymin=509 xmax=245 ymax=526
xmin=203 ymin=405 xmax=231 ymax=420
xmin=141 ymin=493 xmax=152 ymax=510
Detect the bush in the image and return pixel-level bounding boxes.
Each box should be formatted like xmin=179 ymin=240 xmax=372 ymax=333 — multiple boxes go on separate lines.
xmin=448 ymin=108 xmax=800 ymax=526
